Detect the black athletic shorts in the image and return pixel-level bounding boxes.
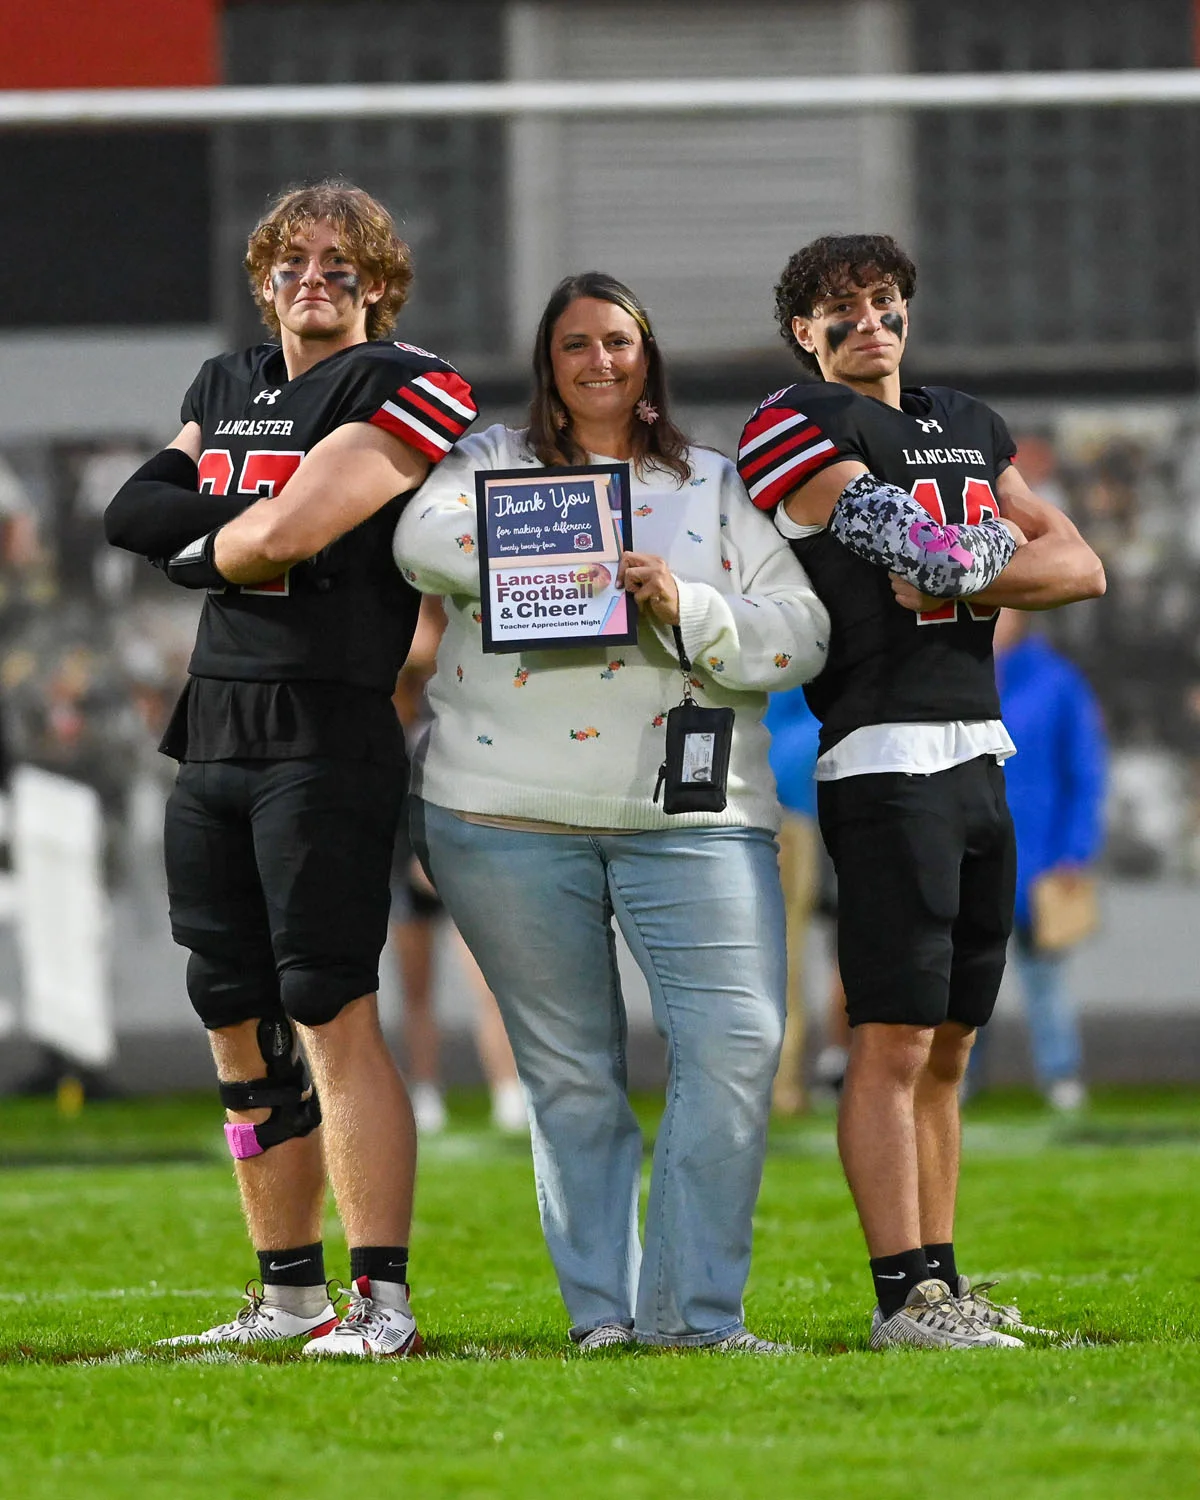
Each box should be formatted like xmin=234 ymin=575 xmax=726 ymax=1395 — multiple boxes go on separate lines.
xmin=164 ymin=756 xmax=404 ymax=1029
xmin=816 ymin=756 xmax=1015 ymax=1030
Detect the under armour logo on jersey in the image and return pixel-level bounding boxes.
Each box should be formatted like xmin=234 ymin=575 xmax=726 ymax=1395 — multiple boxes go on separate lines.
xmin=254 ymin=388 xmax=282 ymax=405
xmin=915 ymin=417 xmax=943 ymax=434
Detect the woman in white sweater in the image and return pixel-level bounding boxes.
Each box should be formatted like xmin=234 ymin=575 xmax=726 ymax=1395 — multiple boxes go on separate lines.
xmin=394 ymin=272 xmax=829 ymax=1352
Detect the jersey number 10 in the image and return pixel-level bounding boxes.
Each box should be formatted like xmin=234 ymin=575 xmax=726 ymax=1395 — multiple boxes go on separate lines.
xmin=197 ymin=449 xmax=304 ymax=596
xmin=910 ymin=477 xmax=1001 ymax=626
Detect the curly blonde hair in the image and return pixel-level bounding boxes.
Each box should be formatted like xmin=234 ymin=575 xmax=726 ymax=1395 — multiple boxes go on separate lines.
xmin=244 ymin=181 xmax=414 ymax=341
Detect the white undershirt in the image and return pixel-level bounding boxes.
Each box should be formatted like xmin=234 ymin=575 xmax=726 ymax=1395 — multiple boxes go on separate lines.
xmin=813 ymin=720 xmax=1015 ymax=780
xmin=774 ymin=508 xmax=1016 ymax=782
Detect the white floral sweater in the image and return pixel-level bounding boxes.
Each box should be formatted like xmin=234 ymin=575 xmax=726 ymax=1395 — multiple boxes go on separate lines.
xmin=393 ymin=424 xmax=829 ymax=831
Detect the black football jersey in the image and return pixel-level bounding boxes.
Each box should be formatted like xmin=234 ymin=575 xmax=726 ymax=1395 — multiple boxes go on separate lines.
xmin=737 ymin=383 xmax=1016 ymax=752
xmin=181 ymin=339 xmax=476 ymax=693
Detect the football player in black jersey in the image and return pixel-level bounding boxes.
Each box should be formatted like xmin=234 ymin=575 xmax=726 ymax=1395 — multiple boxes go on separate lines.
xmin=106 ymin=182 xmax=477 ymax=1356
xmin=739 ymin=233 xmax=1103 ymax=1350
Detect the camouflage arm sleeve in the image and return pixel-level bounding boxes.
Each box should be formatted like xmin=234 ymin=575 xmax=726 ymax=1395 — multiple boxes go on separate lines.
xmin=829 ymin=472 xmax=1017 ymax=598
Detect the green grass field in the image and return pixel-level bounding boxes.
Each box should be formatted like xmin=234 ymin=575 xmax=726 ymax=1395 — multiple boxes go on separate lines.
xmin=2 ymin=1088 xmax=1198 ymax=1499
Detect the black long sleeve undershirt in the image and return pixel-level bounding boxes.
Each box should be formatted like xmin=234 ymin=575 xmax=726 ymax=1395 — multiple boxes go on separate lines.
xmin=104 ymin=448 xmax=248 ymax=559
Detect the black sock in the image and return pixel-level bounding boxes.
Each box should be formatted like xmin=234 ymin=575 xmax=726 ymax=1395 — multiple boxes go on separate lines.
xmin=870 ymin=1248 xmax=930 ymax=1319
xmin=350 ymin=1245 xmax=409 ymax=1287
xmin=923 ymin=1242 xmax=958 ymax=1291
xmin=257 ymin=1242 xmax=325 ymax=1288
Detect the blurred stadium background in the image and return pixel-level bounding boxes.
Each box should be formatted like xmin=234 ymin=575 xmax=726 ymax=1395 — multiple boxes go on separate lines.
xmin=1 ymin=0 xmax=1199 ymax=1095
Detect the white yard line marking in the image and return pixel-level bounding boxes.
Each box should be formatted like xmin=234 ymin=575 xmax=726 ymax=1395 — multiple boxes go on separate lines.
xmin=0 ymin=1288 xmax=234 ymax=1303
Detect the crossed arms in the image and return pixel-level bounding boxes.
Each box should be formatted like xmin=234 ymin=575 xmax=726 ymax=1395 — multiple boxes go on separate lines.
xmin=782 ymin=458 xmax=1106 ymax=610
xmin=105 ymin=420 xmax=429 ymax=585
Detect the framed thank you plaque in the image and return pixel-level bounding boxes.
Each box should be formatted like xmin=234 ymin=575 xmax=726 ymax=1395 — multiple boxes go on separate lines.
xmin=475 ymin=463 xmax=637 ymax=653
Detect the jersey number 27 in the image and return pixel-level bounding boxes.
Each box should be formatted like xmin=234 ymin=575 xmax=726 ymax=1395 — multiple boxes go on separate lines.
xmin=197 ymin=449 xmax=303 ymax=595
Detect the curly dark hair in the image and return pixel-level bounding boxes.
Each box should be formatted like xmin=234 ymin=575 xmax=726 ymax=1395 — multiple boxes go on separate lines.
xmin=245 ymin=180 xmax=413 ymax=341
xmin=526 ymin=272 xmax=691 ymax=484
xmin=774 ymin=233 xmax=917 ymax=376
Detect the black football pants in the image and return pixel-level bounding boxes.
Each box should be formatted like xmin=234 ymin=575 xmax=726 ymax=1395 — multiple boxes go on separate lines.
xmin=165 ymin=756 xmax=403 ymax=1029
xmin=817 ymin=756 xmax=1016 ymax=1029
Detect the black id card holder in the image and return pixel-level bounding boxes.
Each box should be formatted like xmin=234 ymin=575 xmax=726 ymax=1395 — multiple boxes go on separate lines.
xmin=654 ymin=628 xmax=734 ymax=815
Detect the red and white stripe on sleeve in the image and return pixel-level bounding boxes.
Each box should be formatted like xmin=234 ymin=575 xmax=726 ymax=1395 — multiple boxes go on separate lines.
xmin=736 ymin=404 xmax=840 ymax=511
xmin=370 ymin=368 xmax=478 ymax=463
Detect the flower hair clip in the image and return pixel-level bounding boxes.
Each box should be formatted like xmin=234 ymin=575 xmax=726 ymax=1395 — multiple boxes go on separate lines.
xmin=635 ymin=398 xmax=660 ymax=425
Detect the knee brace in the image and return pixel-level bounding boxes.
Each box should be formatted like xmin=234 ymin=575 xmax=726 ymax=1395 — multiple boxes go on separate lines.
xmin=219 ymin=1016 xmax=321 ymax=1160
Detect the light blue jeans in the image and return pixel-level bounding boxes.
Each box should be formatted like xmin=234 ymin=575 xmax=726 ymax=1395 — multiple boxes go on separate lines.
xmin=1011 ymin=942 xmax=1083 ymax=1085
xmin=411 ymin=798 xmax=787 ymax=1346
xmin=969 ymin=934 xmax=1084 ymax=1090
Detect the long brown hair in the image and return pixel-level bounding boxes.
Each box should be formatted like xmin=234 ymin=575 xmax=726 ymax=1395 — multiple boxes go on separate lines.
xmin=527 ymin=272 xmax=691 ymax=484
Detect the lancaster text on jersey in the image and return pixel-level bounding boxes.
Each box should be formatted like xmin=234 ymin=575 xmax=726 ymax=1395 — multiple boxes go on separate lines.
xmin=901 ymin=446 xmax=986 ymax=467
xmin=215 ymin=418 xmax=296 ymax=437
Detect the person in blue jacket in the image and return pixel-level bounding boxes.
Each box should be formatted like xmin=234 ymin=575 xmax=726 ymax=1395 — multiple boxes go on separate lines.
xmin=972 ymin=609 xmax=1108 ymax=1109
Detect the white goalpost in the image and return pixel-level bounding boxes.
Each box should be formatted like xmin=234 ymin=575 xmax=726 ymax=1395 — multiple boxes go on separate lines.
xmin=0 ymin=70 xmax=1198 ymax=128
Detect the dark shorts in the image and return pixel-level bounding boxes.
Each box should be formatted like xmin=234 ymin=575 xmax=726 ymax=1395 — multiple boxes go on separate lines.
xmin=164 ymin=757 xmax=404 ymax=1030
xmin=817 ymin=756 xmax=1015 ymax=1030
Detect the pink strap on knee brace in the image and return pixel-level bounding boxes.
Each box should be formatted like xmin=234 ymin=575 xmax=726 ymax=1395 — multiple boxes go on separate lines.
xmin=224 ymin=1122 xmax=264 ymax=1160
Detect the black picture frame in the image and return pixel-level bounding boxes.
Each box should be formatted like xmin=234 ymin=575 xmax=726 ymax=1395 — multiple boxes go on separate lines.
xmin=475 ymin=462 xmax=637 ymax=654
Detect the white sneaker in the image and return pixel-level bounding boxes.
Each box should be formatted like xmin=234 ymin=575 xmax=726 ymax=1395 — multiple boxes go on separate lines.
xmin=490 ymin=1080 xmax=529 ymax=1134
xmin=411 ymin=1082 xmax=447 ymax=1134
xmin=954 ymin=1276 xmax=1057 ymax=1338
xmin=870 ymin=1278 xmax=1024 ymax=1350
xmin=708 ymin=1329 xmax=795 ymax=1355
xmin=575 ymin=1322 xmax=634 ymax=1351
xmin=158 ymin=1281 xmax=338 ymax=1346
xmin=1048 ymin=1078 xmax=1087 ymax=1113
xmin=303 ymin=1276 xmax=424 ymax=1358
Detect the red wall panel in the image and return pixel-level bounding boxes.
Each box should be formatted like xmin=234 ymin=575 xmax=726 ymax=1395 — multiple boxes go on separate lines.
xmin=0 ymin=0 xmax=219 ymax=88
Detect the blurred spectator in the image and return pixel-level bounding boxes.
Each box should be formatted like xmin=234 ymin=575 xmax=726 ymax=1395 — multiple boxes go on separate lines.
xmin=1011 ymin=434 xmax=1070 ymax=515
xmin=764 ymin=686 xmax=820 ymax=1114
xmin=0 ymin=452 xmax=56 ymax=636
xmin=811 ymin=924 xmax=849 ymax=1107
xmin=1005 ymin=416 xmax=1200 ymax=879
xmin=969 ymin=609 xmax=1107 ymax=1110
xmin=1 ymin=610 xmax=145 ymax=835
xmin=391 ymin=597 xmax=525 ymax=1134
xmin=763 ymin=687 xmax=851 ymax=1111
xmin=390 ymin=853 xmax=527 ymax=1135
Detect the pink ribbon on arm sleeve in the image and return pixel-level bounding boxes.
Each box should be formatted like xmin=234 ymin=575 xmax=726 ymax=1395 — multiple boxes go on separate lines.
xmin=908 ymin=519 xmax=976 ymax=574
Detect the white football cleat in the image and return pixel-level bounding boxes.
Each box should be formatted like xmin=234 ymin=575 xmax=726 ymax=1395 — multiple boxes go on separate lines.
xmin=870 ymin=1278 xmax=1024 ymax=1350
xmin=954 ymin=1276 xmax=1057 ymax=1338
xmin=707 ymin=1329 xmax=795 ymax=1355
xmin=303 ymin=1276 xmax=424 ymax=1358
xmin=159 ymin=1281 xmax=338 ymax=1347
